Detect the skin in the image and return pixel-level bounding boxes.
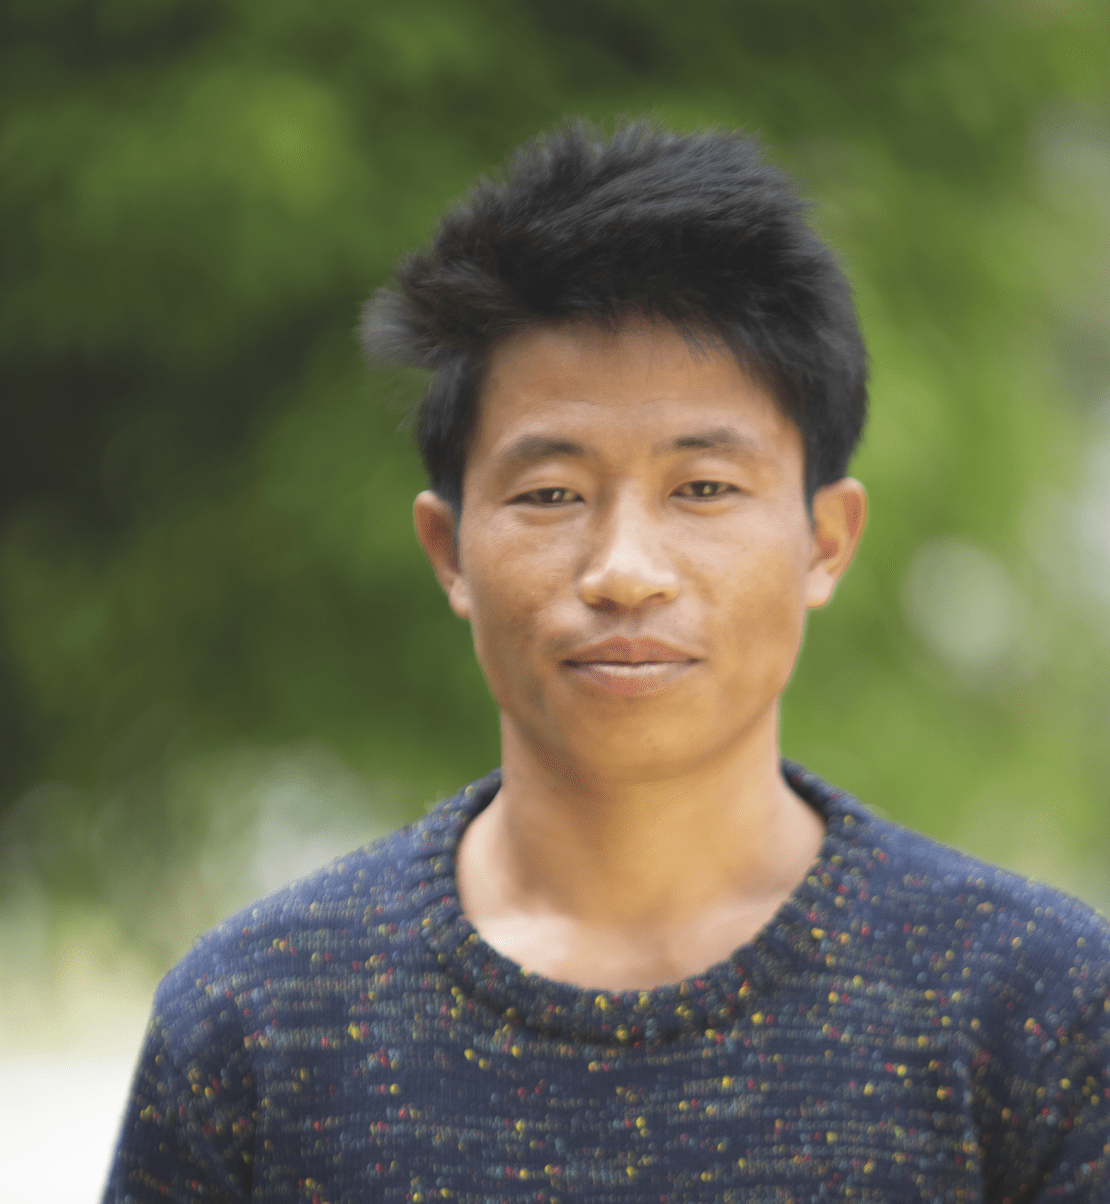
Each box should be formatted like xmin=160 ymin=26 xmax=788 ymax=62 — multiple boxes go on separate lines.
xmin=415 ymin=317 xmax=867 ymax=990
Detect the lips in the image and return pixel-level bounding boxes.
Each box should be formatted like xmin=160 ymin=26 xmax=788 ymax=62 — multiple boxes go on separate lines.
xmin=562 ymin=636 xmax=699 ymax=697
xmin=564 ymin=636 xmax=696 ymax=664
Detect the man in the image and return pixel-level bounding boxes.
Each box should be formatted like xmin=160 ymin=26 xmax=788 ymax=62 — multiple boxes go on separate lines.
xmin=106 ymin=120 xmax=1110 ymax=1202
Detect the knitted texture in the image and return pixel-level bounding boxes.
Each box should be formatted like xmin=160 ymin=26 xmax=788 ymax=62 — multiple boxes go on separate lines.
xmin=104 ymin=764 xmax=1110 ymax=1202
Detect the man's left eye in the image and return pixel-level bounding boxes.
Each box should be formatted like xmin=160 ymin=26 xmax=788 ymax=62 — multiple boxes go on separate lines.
xmin=676 ymin=480 xmax=736 ymax=498
xmin=513 ymin=487 xmax=581 ymax=505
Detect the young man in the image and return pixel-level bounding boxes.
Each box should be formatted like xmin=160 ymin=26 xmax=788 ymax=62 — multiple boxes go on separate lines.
xmin=106 ymin=121 xmax=1110 ymax=1202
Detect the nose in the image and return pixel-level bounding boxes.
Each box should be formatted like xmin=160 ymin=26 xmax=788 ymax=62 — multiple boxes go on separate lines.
xmin=577 ymin=494 xmax=680 ymax=611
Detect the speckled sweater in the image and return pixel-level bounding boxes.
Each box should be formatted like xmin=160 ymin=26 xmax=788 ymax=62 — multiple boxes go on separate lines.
xmin=105 ymin=764 xmax=1110 ymax=1203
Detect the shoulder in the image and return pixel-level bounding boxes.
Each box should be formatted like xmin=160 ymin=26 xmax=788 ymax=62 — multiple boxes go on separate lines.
xmin=836 ymin=785 xmax=1109 ymax=1032
xmin=839 ymin=801 xmax=1110 ymax=1179
xmin=788 ymin=763 xmax=1110 ymax=1028
xmin=151 ymin=776 xmax=489 ymax=1048
xmin=866 ymin=806 xmax=1108 ymax=979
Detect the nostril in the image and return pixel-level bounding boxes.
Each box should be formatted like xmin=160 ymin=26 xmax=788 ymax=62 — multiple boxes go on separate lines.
xmin=577 ymin=566 xmax=680 ymax=611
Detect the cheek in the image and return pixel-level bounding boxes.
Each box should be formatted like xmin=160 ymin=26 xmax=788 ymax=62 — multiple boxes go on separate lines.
xmin=461 ymin=514 xmax=571 ymax=628
xmin=461 ymin=537 xmax=550 ymax=694
xmin=704 ymin=533 xmax=810 ymax=664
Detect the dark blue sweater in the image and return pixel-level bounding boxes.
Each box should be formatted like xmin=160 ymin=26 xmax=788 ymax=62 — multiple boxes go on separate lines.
xmin=105 ymin=764 xmax=1110 ymax=1202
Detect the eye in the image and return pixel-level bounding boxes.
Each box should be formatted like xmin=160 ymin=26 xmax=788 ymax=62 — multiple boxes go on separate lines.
xmin=675 ymin=480 xmax=738 ymax=499
xmin=511 ymin=487 xmax=583 ymax=505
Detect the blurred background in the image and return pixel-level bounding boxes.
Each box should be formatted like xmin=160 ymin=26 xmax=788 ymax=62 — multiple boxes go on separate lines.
xmin=1 ymin=0 xmax=1109 ymax=1196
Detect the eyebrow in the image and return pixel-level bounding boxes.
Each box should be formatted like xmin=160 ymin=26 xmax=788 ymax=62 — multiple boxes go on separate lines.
xmin=494 ymin=435 xmax=589 ymax=468
xmin=493 ymin=426 xmax=762 ymax=469
xmin=653 ymin=426 xmax=763 ymax=457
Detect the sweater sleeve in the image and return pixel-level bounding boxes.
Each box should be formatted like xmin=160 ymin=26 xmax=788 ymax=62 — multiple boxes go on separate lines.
xmin=1021 ymin=1011 xmax=1110 ymax=1201
xmin=102 ymin=973 xmax=257 ymax=1203
xmin=981 ymin=922 xmax=1110 ymax=1202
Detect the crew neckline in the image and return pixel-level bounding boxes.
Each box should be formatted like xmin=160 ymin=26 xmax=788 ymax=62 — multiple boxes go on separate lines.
xmin=410 ymin=761 xmax=872 ymax=1044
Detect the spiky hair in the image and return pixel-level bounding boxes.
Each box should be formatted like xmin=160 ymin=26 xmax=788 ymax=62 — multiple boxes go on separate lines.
xmin=359 ymin=118 xmax=867 ymax=509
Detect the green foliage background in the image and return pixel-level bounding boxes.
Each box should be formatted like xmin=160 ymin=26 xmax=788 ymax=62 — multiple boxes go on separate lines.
xmin=1 ymin=0 xmax=1108 ymax=962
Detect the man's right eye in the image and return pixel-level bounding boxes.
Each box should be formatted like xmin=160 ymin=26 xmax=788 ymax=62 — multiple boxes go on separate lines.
xmin=512 ymin=487 xmax=582 ymax=505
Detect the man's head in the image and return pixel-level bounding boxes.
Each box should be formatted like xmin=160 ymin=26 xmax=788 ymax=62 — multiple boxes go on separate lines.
xmin=360 ymin=120 xmax=868 ymax=784
xmin=359 ymin=118 xmax=867 ymax=513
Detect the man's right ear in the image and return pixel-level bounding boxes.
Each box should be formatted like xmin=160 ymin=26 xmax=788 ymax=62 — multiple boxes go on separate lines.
xmin=413 ymin=491 xmax=471 ymax=620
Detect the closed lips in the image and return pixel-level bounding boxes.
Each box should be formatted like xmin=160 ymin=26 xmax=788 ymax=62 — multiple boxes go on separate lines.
xmin=563 ymin=637 xmax=697 ymax=665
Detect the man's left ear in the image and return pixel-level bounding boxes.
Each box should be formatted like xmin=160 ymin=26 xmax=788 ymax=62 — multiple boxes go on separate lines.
xmin=805 ymin=478 xmax=868 ymax=609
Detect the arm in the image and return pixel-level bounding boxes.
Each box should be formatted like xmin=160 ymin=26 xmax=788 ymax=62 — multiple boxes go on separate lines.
xmin=981 ymin=938 xmax=1110 ymax=1201
xmin=103 ymin=984 xmax=256 ymax=1203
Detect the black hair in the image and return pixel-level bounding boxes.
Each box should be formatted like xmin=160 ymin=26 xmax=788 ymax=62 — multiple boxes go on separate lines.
xmin=359 ymin=117 xmax=867 ymax=511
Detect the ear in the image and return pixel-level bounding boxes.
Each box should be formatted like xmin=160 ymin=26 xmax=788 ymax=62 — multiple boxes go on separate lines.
xmin=805 ymin=478 xmax=868 ymax=609
xmin=413 ymin=491 xmax=472 ymax=620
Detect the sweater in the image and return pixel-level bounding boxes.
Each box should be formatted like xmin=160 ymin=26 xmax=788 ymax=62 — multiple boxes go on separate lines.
xmin=104 ymin=763 xmax=1110 ymax=1203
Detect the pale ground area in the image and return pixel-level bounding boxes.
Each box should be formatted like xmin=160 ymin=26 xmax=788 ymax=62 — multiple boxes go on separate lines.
xmin=0 ymin=913 xmax=160 ymax=1204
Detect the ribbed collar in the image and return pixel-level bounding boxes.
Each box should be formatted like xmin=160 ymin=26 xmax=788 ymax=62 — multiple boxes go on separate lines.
xmin=409 ymin=761 xmax=876 ymax=1045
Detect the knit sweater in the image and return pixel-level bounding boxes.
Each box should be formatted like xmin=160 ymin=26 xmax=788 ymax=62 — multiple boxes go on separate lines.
xmin=104 ymin=764 xmax=1110 ymax=1203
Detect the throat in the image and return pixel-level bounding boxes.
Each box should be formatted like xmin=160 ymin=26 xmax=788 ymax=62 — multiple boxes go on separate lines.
xmin=469 ymin=890 xmax=798 ymax=991
xmin=455 ymin=775 xmax=826 ymax=991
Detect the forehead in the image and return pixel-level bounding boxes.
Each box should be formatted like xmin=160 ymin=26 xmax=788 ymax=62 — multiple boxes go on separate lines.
xmin=471 ymin=318 xmax=802 ymax=465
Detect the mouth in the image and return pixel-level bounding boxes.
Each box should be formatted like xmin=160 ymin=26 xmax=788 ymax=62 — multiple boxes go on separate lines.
xmin=562 ymin=636 xmax=699 ymax=697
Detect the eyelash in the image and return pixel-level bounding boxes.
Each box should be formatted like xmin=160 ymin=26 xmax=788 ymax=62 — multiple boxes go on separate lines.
xmin=513 ymin=487 xmax=580 ymax=505
xmin=512 ymin=481 xmax=738 ymax=505
xmin=676 ymin=480 xmax=738 ymax=499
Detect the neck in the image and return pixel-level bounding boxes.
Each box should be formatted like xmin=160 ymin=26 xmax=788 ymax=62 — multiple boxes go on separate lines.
xmin=459 ymin=705 xmax=823 ymax=932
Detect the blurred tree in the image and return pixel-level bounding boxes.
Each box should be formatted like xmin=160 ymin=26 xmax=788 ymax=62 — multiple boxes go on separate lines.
xmin=1 ymin=0 xmax=1108 ymax=956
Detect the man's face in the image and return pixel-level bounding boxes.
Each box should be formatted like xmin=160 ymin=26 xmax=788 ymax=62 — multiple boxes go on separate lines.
xmin=420 ymin=318 xmax=861 ymax=784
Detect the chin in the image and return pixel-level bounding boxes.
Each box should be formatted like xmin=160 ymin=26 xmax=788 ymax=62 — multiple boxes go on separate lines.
xmin=558 ymin=728 xmax=734 ymax=784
